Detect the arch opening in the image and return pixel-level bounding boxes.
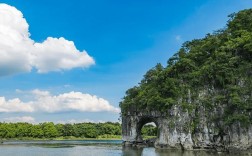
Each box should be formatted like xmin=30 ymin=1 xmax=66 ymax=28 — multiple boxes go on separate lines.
xmin=136 ymin=117 xmax=158 ymax=146
xmin=141 ymin=122 xmax=157 ymax=139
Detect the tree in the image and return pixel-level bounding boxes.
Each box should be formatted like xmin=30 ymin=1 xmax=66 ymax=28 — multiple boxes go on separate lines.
xmin=63 ymin=124 xmax=75 ymax=136
xmin=30 ymin=125 xmax=43 ymax=138
xmin=42 ymin=122 xmax=58 ymax=138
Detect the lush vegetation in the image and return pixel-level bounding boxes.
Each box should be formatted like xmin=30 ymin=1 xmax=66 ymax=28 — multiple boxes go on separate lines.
xmin=141 ymin=124 xmax=157 ymax=138
xmin=0 ymin=122 xmax=156 ymax=140
xmin=120 ymin=9 xmax=252 ymax=127
xmin=0 ymin=122 xmax=120 ymax=139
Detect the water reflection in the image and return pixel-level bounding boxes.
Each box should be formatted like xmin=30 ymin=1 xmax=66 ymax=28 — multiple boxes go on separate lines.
xmin=121 ymin=146 xmax=239 ymax=156
xmin=0 ymin=141 xmax=249 ymax=156
xmin=122 ymin=147 xmax=143 ymax=156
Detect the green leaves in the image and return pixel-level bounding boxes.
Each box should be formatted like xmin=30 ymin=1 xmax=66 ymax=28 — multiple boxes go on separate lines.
xmin=0 ymin=122 xmax=122 ymax=139
xmin=228 ymin=9 xmax=252 ymax=33
xmin=120 ymin=8 xmax=252 ymax=127
xmin=141 ymin=125 xmax=157 ymax=137
xmin=41 ymin=122 xmax=59 ymax=138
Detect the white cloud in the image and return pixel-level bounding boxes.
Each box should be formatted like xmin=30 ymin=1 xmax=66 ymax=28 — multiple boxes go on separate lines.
xmin=0 ymin=97 xmax=34 ymax=112
xmin=0 ymin=4 xmax=95 ymax=76
xmin=3 ymin=116 xmax=35 ymax=123
xmin=0 ymin=4 xmax=33 ymax=76
xmin=1 ymin=117 xmax=108 ymax=124
xmin=33 ymin=37 xmax=94 ymax=73
xmin=0 ymin=89 xmax=120 ymax=113
xmin=56 ymin=119 xmax=106 ymax=124
xmin=175 ymin=35 xmax=182 ymax=42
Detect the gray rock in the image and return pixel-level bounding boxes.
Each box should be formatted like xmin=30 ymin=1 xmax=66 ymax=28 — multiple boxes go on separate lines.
xmin=122 ymin=104 xmax=252 ymax=153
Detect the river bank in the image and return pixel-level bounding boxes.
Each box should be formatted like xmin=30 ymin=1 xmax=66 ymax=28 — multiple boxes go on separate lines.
xmin=0 ymin=135 xmax=122 ymax=142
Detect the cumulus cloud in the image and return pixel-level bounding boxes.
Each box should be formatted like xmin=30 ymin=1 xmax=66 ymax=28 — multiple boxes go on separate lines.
xmin=0 ymin=4 xmax=95 ymax=76
xmin=0 ymin=89 xmax=120 ymax=113
xmin=0 ymin=97 xmax=34 ymax=112
xmin=2 ymin=116 xmax=35 ymax=123
xmin=33 ymin=37 xmax=94 ymax=73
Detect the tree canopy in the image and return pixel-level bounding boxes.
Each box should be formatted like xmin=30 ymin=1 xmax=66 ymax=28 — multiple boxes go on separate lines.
xmin=120 ymin=9 xmax=252 ymax=126
xmin=0 ymin=122 xmax=121 ymax=139
xmin=0 ymin=122 xmax=158 ymax=139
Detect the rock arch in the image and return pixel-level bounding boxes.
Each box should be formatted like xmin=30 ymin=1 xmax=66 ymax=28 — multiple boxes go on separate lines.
xmin=122 ymin=111 xmax=162 ymax=146
xmin=121 ymin=106 xmax=252 ymax=152
xmin=136 ymin=116 xmax=158 ymax=142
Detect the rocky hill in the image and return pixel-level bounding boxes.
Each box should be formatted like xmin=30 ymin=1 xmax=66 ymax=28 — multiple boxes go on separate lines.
xmin=120 ymin=9 xmax=252 ymax=152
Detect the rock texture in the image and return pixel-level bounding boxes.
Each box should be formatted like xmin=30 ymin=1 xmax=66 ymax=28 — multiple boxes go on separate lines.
xmin=122 ymin=105 xmax=252 ymax=152
xmin=121 ymin=8 xmax=252 ymax=154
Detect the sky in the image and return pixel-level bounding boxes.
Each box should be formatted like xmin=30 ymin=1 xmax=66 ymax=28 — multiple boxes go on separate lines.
xmin=0 ymin=0 xmax=252 ymax=124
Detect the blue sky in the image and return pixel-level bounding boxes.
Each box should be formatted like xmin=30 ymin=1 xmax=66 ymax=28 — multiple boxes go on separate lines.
xmin=0 ymin=0 xmax=252 ymax=123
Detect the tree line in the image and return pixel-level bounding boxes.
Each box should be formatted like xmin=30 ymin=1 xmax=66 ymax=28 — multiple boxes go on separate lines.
xmin=0 ymin=122 xmax=156 ymax=139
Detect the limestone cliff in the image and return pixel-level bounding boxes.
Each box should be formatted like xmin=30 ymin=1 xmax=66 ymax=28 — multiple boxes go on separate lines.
xmin=120 ymin=9 xmax=252 ymax=153
xmin=122 ymin=104 xmax=252 ymax=152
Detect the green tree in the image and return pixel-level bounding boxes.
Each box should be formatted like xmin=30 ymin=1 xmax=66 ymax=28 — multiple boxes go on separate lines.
xmin=41 ymin=122 xmax=58 ymax=138
xmin=63 ymin=124 xmax=75 ymax=136
xmin=30 ymin=125 xmax=43 ymax=138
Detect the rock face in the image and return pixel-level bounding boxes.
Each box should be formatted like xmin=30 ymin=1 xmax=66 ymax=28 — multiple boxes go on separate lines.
xmin=120 ymin=9 xmax=252 ymax=153
xmin=122 ymin=105 xmax=252 ymax=152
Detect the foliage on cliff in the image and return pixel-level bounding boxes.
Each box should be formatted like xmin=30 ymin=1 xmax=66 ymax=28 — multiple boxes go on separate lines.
xmin=120 ymin=9 xmax=252 ymax=126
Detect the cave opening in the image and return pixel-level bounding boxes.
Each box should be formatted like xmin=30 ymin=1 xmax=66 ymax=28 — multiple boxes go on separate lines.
xmin=141 ymin=122 xmax=157 ymax=139
xmin=137 ymin=117 xmax=158 ymax=146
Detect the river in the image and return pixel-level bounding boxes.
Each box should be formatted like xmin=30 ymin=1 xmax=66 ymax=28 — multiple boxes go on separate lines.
xmin=0 ymin=140 xmax=243 ymax=156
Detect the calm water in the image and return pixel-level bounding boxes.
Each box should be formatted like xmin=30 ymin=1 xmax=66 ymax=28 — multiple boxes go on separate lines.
xmin=0 ymin=140 xmax=247 ymax=156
